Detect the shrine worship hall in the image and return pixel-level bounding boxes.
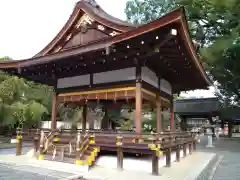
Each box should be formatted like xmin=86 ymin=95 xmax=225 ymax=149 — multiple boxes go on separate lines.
xmin=0 ymin=0 xmax=211 ymax=175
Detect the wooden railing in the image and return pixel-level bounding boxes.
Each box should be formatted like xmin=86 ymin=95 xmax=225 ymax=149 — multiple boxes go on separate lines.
xmin=16 ymin=128 xmax=198 ymax=175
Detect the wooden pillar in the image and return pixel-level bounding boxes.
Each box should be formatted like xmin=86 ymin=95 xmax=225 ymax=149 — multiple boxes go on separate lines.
xmin=51 ymin=92 xmax=57 ymax=130
xmin=228 ymin=119 xmax=232 ymax=138
xmin=156 ymin=95 xmax=162 ymax=133
xmin=135 ymin=83 xmax=142 ymax=135
xmin=60 ymin=147 xmax=65 ymax=161
xmin=82 ymin=104 xmax=87 ymax=131
xmin=176 ymin=145 xmax=180 ymax=162
xmin=189 ymin=143 xmax=193 ymax=155
xmin=116 ymin=136 xmax=123 ymax=170
xmin=16 ymin=134 xmax=22 ymax=156
xmin=152 ymin=150 xmax=159 ymax=175
xmin=183 ymin=143 xmax=187 ymax=157
xmin=75 ymin=131 xmax=81 ymax=165
xmin=166 ymin=148 xmax=171 ymax=167
xmin=193 ymin=140 xmax=196 ymax=151
xmin=170 ymin=102 xmax=174 ymax=131
xmin=33 ymin=135 xmax=39 ymax=155
xmin=38 ymin=130 xmax=45 ymax=160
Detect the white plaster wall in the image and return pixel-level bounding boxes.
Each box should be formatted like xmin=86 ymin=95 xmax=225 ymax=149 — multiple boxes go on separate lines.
xmin=160 ymin=78 xmax=172 ymax=95
xmin=57 ymin=74 xmax=90 ymax=88
xmin=141 ymin=66 xmax=159 ymax=88
xmin=93 ymin=67 xmax=136 ymax=84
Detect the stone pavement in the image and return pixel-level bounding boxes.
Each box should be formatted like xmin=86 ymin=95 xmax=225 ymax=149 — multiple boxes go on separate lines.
xmin=196 ymin=135 xmax=240 ymax=180
xmin=0 ymin=162 xmax=74 ymax=180
xmin=0 ymin=147 xmax=78 ymax=180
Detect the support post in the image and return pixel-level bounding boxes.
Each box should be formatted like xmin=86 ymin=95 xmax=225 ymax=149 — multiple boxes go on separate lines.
xmin=156 ymin=95 xmax=162 ymax=133
xmin=183 ymin=143 xmax=187 ymax=157
xmin=51 ymin=92 xmax=57 ymax=130
xmin=60 ymin=147 xmax=65 ymax=161
xmin=75 ymin=131 xmax=81 ymax=165
xmin=38 ymin=130 xmax=45 ymax=160
xmin=16 ymin=128 xmax=22 ymax=156
xmin=170 ymin=102 xmax=174 ymax=131
xmin=82 ymin=104 xmax=87 ymax=131
xmin=135 ymin=83 xmax=142 ymax=135
xmin=33 ymin=135 xmax=39 ymax=156
xmin=152 ymin=150 xmax=159 ymax=175
xmin=151 ymin=139 xmax=159 ymax=175
xmin=193 ymin=134 xmax=197 ymax=151
xmin=116 ymin=136 xmax=123 ymax=170
xmin=189 ymin=142 xmax=192 ymax=155
xmin=166 ymin=148 xmax=171 ymax=167
xmin=176 ymin=144 xmax=180 ymax=162
xmin=193 ymin=141 xmax=196 ymax=151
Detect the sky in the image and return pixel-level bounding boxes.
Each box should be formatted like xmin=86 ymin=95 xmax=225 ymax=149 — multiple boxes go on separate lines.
xmin=0 ymin=0 xmax=215 ymax=98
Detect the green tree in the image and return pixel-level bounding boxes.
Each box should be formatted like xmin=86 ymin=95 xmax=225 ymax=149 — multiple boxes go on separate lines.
xmin=0 ymin=57 xmax=49 ymax=131
xmin=125 ymin=0 xmax=177 ymax=25
xmin=207 ymin=39 xmax=240 ymax=105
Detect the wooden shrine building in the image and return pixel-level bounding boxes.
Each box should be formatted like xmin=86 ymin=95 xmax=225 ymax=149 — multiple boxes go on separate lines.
xmin=0 ymin=0 xmax=211 ymax=135
xmin=174 ymin=98 xmax=220 ymax=130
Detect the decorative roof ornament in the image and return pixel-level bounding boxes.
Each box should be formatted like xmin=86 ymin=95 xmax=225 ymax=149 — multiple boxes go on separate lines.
xmin=110 ymin=31 xmax=120 ymax=36
xmin=75 ymin=14 xmax=94 ymax=29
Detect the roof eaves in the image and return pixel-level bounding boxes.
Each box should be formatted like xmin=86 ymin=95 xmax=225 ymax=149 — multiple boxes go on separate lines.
xmin=178 ymin=8 xmax=212 ymax=88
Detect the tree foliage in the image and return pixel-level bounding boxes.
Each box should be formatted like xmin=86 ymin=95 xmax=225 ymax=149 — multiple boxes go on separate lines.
xmin=125 ymin=0 xmax=177 ymax=25
xmin=0 ymin=57 xmax=49 ymax=131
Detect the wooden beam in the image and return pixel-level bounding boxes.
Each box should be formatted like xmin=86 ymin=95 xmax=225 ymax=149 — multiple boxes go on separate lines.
xmin=58 ymin=87 xmax=136 ymax=97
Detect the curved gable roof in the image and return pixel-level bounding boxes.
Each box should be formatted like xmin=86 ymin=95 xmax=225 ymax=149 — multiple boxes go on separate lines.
xmin=34 ymin=0 xmax=135 ymax=57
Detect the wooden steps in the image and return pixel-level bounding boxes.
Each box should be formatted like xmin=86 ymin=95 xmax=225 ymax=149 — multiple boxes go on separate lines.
xmin=75 ymin=145 xmax=100 ymax=167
